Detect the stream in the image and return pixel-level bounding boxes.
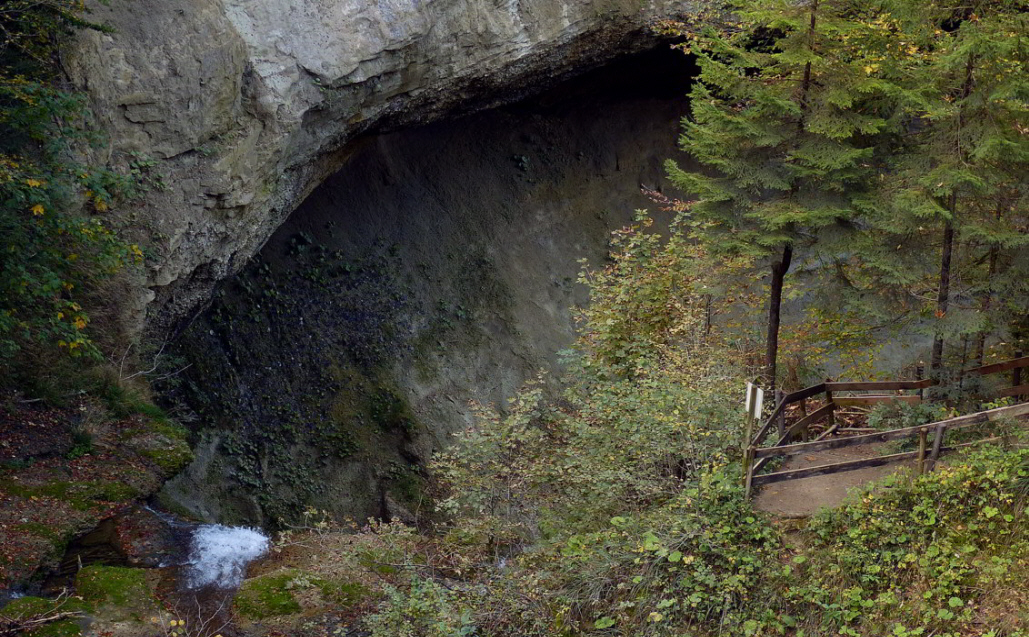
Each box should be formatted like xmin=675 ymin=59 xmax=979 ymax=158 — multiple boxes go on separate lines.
xmin=17 ymin=504 xmax=272 ymax=630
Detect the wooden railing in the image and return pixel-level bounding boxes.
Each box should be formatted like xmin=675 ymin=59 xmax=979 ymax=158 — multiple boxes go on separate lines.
xmin=742 ymin=356 xmax=1029 ymax=497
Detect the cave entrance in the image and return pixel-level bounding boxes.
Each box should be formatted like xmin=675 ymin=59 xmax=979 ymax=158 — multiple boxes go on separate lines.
xmin=159 ymin=46 xmax=698 ymax=528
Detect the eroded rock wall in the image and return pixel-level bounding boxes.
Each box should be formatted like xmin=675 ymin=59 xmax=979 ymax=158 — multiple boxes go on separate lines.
xmin=68 ymin=0 xmax=701 ymax=336
xmin=158 ymin=49 xmax=696 ymax=526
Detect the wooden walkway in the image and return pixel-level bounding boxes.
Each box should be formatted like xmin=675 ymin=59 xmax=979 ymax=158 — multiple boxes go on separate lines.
xmin=743 ymin=356 xmax=1029 ymax=504
xmin=753 ymin=442 xmax=897 ymax=517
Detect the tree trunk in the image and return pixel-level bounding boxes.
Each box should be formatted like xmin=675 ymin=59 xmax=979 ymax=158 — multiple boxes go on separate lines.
xmin=974 ymin=204 xmax=1002 ymax=367
xmin=931 ymin=217 xmax=955 ymax=374
xmin=974 ymin=244 xmax=997 ymax=367
xmin=763 ymin=0 xmax=812 ymax=391
xmin=766 ymin=244 xmax=793 ymax=392
xmin=934 ymin=55 xmax=975 ymax=376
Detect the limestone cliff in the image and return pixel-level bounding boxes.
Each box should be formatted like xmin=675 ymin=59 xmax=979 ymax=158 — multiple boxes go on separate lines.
xmin=69 ymin=0 xmax=698 ymax=335
xmin=157 ymin=50 xmax=697 ymax=526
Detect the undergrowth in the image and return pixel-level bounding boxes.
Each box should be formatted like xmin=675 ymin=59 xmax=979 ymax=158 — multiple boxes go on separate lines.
xmin=346 ymin=215 xmax=1029 ymax=637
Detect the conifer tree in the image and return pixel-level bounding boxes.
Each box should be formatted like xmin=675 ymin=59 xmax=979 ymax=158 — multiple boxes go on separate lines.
xmin=865 ymin=0 xmax=1029 ymax=373
xmin=666 ymin=0 xmax=900 ymax=390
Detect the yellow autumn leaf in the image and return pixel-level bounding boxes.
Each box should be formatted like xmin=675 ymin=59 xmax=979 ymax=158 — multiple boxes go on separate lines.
xmin=31 ymin=203 xmax=44 ymax=215
xmin=25 ymin=179 xmax=42 ymax=187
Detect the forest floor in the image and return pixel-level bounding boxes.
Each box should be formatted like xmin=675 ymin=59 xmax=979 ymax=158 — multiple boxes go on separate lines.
xmin=0 ymin=397 xmax=191 ymax=592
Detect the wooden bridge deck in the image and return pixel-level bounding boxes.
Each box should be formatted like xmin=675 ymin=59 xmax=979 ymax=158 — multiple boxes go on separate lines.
xmin=743 ymin=356 xmax=1029 ymax=513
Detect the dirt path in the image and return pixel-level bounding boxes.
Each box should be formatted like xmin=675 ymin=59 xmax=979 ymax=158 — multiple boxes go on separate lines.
xmin=752 ymin=442 xmax=912 ymax=518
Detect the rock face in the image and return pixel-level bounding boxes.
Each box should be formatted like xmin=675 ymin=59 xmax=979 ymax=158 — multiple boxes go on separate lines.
xmin=69 ymin=0 xmax=698 ymax=335
xmin=157 ymin=49 xmax=696 ymax=526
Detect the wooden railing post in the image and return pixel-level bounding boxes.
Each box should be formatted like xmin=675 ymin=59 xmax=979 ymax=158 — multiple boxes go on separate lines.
xmin=1015 ymin=350 xmax=1024 ymax=400
xmin=743 ymin=445 xmax=756 ymax=498
xmin=926 ymin=424 xmax=946 ymax=473
xmin=742 ymin=383 xmax=757 ymax=488
xmin=824 ymin=378 xmax=835 ymax=433
xmin=916 ymin=427 xmax=928 ymax=475
xmin=916 ymin=365 xmax=925 ymax=401
xmin=775 ymin=389 xmax=786 ymax=437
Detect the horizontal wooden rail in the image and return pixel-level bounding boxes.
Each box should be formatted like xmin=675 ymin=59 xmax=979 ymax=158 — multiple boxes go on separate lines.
xmin=784 ymin=403 xmax=834 ymax=440
xmin=752 ymin=437 xmax=1006 ymax=488
xmin=753 ymin=401 xmax=1029 ymax=460
xmin=963 ymin=355 xmax=1029 ymax=377
xmin=751 ymin=403 xmax=835 ymax=474
xmin=786 ymin=384 xmax=829 ymax=403
xmin=750 ymin=383 xmax=825 ymax=445
xmin=833 ymin=395 xmax=922 ymax=407
xmin=751 ymin=449 xmax=925 ymax=487
xmin=825 ymin=379 xmax=933 ymax=391
xmin=995 ymin=383 xmax=1029 ymax=398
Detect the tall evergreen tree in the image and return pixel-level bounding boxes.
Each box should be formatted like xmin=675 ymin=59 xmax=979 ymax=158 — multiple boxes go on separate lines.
xmin=666 ymin=0 xmax=900 ymax=390
xmin=864 ymin=0 xmax=1029 ymax=374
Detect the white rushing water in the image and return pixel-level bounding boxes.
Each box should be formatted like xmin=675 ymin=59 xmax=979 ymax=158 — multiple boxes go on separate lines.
xmin=185 ymin=524 xmax=270 ymax=589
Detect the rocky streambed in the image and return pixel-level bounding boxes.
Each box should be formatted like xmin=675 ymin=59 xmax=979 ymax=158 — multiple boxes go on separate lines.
xmin=3 ymin=504 xmax=271 ymax=637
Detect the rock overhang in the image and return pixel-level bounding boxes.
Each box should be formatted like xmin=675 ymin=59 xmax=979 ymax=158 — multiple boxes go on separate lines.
xmin=68 ymin=0 xmax=702 ymax=340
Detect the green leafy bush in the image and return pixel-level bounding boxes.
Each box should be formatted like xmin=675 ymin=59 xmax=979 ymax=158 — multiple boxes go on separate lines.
xmin=867 ymin=402 xmax=948 ymax=431
xmin=365 ymin=577 xmax=476 ymax=637
xmin=785 ymin=447 xmax=1029 ymax=635
xmin=434 ymin=214 xmax=743 ymax=550
xmin=1 ymin=0 xmax=139 ymax=377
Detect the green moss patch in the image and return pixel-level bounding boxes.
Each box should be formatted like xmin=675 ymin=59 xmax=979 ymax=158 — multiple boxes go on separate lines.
xmin=14 ymin=522 xmax=64 ymax=543
xmin=22 ymin=620 xmax=82 ymax=637
xmin=0 ymin=596 xmax=85 ymax=637
xmin=234 ymin=571 xmax=303 ymax=619
xmin=0 ymin=480 xmax=138 ymax=511
xmin=128 ymin=434 xmax=194 ymax=475
xmin=2 ymin=595 xmax=84 ymax=618
xmin=234 ymin=569 xmax=371 ymax=620
xmin=74 ymin=565 xmax=154 ymax=611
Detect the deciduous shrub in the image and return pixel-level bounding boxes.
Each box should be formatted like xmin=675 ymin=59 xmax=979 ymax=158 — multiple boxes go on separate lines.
xmin=1 ymin=0 xmax=139 ymax=377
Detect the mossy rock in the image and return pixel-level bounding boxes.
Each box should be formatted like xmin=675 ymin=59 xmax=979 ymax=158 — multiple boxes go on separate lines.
xmin=22 ymin=621 xmax=82 ymax=637
xmin=129 ymin=433 xmax=194 ymax=474
xmin=234 ymin=571 xmax=303 ymax=619
xmin=0 ymin=480 xmax=138 ymax=511
xmin=0 ymin=596 xmax=85 ymax=637
xmin=234 ymin=569 xmax=371 ymax=620
xmin=74 ymin=565 xmax=156 ymax=616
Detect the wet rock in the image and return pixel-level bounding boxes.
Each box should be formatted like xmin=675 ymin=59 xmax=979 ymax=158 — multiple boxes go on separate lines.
xmin=382 ymin=495 xmax=416 ymax=526
xmin=111 ymin=506 xmax=181 ymax=568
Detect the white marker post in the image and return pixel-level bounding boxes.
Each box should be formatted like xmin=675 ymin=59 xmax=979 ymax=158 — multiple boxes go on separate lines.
xmin=744 ymin=381 xmax=755 ymax=419
xmin=742 ymin=382 xmax=762 ymax=492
